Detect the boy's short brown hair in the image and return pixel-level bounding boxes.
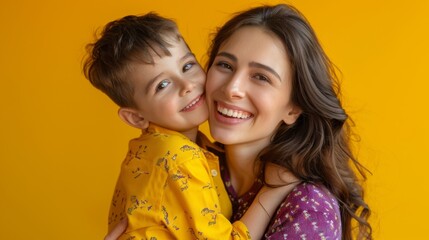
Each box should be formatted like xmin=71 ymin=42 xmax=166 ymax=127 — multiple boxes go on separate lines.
xmin=83 ymin=13 xmax=180 ymax=108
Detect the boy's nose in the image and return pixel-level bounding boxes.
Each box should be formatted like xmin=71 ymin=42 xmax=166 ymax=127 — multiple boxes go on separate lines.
xmin=179 ymin=79 xmax=195 ymax=96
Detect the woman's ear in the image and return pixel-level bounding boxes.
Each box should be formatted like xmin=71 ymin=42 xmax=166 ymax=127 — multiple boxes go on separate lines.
xmin=118 ymin=107 xmax=149 ymax=130
xmin=283 ymin=105 xmax=302 ymax=125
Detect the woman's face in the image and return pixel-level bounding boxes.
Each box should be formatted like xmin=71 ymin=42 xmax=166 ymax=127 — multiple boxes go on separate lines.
xmin=206 ymin=26 xmax=299 ymax=147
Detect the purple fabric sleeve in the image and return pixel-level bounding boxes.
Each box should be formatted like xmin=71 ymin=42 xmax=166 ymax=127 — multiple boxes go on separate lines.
xmin=264 ymin=182 xmax=341 ymax=240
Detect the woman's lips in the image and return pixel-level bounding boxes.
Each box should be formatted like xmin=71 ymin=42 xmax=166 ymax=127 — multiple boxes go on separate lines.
xmin=214 ymin=101 xmax=253 ymax=124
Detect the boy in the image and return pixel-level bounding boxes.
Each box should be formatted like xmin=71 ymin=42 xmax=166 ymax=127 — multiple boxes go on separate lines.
xmin=83 ymin=13 xmax=276 ymax=239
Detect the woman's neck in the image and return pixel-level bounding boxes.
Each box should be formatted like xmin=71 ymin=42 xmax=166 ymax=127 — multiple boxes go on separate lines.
xmin=224 ymin=141 xmax=265 ymax=196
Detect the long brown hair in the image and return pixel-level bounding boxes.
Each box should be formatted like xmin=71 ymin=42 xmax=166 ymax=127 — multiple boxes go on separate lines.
xmin=206 ymin=4 xmax=372 ymax=239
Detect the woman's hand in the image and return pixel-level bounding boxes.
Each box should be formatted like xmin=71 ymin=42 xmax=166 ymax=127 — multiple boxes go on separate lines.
xmin=104 ymin=218 xmax=128 ymax=240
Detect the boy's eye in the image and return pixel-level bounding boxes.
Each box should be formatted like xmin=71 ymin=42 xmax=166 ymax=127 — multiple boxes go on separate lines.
xmin=155 ymin=80 xmax=170 ymax=92
xmin=183 ymin=62 xmax=195 ymax=72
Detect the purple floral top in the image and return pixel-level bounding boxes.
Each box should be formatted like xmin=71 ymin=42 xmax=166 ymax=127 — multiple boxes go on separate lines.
xmin=219 ymin=157 xmax=342 ymax=239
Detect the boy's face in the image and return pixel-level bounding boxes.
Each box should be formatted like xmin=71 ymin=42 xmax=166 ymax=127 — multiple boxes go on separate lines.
xmin=128 ymin=38 xmax=208 ymax=133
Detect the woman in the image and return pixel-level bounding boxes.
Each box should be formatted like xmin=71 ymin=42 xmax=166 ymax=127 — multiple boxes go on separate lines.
xmin=107 ymin=4 xmax=372 ymax=239
xmin=205 ymin=3 xmax=372 ymax=239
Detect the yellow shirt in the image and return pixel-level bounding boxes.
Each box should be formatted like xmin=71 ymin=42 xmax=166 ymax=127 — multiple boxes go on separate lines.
xmin=108 ymin=124 xmax=250 ymax=239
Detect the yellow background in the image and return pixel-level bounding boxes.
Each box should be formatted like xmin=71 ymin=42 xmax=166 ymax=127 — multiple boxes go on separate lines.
xmin=0 ymin=0 xmax=427 ymax=239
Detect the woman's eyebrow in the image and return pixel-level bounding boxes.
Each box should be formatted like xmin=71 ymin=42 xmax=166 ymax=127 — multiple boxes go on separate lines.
xmin=217 ymin=52 xmax=281 ymax=82
xmin=249 ymin=62 xmax=281 ymax=81
xmin=216 ymin=52 xmax=237 ymax=62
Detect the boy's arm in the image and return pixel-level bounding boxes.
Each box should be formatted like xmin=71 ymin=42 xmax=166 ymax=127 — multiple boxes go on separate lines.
xmin=240 ymin=184 xmax=297 ymax=238
xmin=103 ymin=190 xmax=289 ymax=240
xmin=241 ymin=162 xmax=300 ymax=237
xmin=163 ymin=157 xmax=251 ymax=239
xmin=165 ymin=157 xmax=299 ymax=239
xmin=104 ymin=157 xmax=297 ymax=240
xmin=107 ymin=151 xmax=249 ymax=240
xmin=104 ymin=219 xmax=127 ymax=240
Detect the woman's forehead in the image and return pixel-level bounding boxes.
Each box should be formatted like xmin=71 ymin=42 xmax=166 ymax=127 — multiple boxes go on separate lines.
xmin=218 ymin=26 xmax=290 ymax=77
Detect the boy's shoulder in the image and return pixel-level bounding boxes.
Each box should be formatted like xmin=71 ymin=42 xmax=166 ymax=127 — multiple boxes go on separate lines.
xmin=127 ymin=127 xmax=203 ymax=166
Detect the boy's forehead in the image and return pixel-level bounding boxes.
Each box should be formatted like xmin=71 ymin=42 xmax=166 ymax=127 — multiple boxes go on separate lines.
xmin=129 ymin=37 xmax=191 ymax=73
xmin=137 ymin=35 xmax=187 ymax=63
xmin=126 ymin=36 xmax=193 ymax=91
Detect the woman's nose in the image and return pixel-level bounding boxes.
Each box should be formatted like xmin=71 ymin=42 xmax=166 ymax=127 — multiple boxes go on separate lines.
xmin=223 ymin=73 xmax=245 ymax=99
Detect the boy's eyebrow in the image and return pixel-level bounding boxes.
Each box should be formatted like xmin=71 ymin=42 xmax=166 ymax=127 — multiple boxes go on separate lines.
xmin=216 ymin=52 xmax=281 ymax=81
xmin=145 ymin=72 xmax=163 ymax=94
xmin=181 ymin=52 xmax=195 ymax=61
xmin=145 ymin=52 xmax=196 ymax=94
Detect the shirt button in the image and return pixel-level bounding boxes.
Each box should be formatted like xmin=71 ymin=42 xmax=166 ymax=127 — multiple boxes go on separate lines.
xmin=211 ymin=169 xmax=218 ymax=177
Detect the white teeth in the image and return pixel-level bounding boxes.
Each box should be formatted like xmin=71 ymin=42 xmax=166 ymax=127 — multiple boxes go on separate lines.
xmin=184 ymin=97 xmax=200 ymax=110
xmin=217 ymin=105 xmax=251 ymax=119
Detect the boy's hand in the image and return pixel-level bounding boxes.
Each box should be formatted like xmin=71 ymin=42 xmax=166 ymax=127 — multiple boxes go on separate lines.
xmin=264 ymin=162 xmax=299 ymax=186
xmin=246 ymin=163 xmax=300 ymax=231
xmin=104 ymin=218 xmax=128 ymax=240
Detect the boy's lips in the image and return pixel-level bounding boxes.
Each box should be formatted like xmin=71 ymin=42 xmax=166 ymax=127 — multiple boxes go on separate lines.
xmin=181 ymin=94 xmax=204 ymax=112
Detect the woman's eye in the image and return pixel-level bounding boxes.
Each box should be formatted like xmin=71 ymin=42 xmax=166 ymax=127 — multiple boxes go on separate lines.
xmin=253 ymin=74 xmax=270 ymax=83
xmin=183 ymin=62 xmax=195 ymax=72
xmin=216 ymin=61 xmax=233 ymax=70
xmin=156 ymin=80 xmax=170 ymax=92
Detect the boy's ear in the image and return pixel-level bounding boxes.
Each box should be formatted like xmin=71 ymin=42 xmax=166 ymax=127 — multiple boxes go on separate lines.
xmin=283 ymin=105 xmax=302 ymax=125
xmin=118 ymin=107 xmax=149 ymax=130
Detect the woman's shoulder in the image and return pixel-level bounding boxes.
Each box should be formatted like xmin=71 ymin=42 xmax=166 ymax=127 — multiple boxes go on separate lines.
xmin=287 ymin=182 xmax=339 ymax=207
xmin=282 ymin=182 xmax=340 ymax=219
xmin=264 ymin=182 xmax=342 ymax=239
